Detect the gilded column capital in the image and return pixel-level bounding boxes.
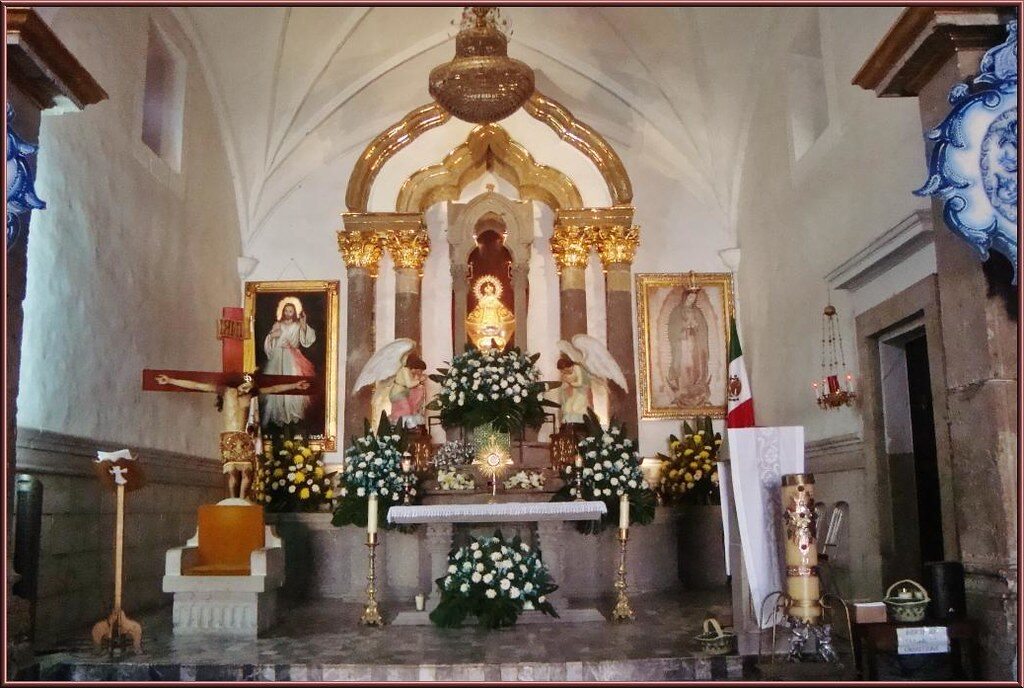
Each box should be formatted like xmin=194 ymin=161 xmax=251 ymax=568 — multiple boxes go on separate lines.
xmin=550 ymin=224 xmax=593 ymax=274
xmin=596 ymin=225 xmax=640 ymax=267
xmin=383 ymin=227 xmax=431 ymax=272
xmin=337 ymin=230 xmax=383 ymax=276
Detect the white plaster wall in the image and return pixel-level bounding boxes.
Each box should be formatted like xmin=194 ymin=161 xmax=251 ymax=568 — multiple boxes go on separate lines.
xmin=18 ymin=7 xmax=242 ymax=458
xmin=733 ymin=6 xmax=931 ymax=442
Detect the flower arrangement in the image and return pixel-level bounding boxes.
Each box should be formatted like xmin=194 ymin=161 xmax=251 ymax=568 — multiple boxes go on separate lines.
xmin=427 ymin=345 xmax=556 ymax=433
xmin=432 ymin=438 xmax=475 ymax=472
xmin=660 ymin=417 xmax=722 ymax=505
xmin=331 ymin=413 xmax=419 ymax=529
xmin=503 ymin=470 xmax=546 ymax=491
xmin=429 ymin=530 xmax=558 ymax=629
xmin=437 ymin=469 xmax=477 ymax=491
xmin=552 ymin=410 xmax=657 ymax=534
xmin=255 ymin=434 xmax=335 ymax=512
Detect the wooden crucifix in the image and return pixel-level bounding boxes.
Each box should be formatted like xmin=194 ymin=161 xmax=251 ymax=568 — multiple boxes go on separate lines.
xmin=143 ymin=307 xmax=317 ymax=502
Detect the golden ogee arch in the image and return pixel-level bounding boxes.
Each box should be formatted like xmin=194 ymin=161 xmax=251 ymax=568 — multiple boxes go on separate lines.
xmin=396 ymin=124 xmax=581 ymax=213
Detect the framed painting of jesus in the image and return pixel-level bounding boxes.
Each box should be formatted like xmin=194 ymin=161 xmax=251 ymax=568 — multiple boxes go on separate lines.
xmin=635 ymin=272 xmax=733 ymax=420
xmin=244 ymin=280 xmax=340 ymax=451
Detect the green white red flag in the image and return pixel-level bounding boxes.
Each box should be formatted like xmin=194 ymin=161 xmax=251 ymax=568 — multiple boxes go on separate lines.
xmin=726 ymin=316 xmax=755 ymax=428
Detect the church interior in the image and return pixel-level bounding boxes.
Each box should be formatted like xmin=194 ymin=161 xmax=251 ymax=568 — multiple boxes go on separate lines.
xmin=5 ymin=4 xmax=1019 ymax=683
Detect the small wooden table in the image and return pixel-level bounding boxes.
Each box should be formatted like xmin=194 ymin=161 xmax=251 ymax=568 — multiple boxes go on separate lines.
xmin=852 ymin=617 xmax=980 ymax=680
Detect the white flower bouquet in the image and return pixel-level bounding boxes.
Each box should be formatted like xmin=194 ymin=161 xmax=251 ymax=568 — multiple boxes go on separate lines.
xmin=437 ymin=469 xmax=476 ymax=491
xmin=553 ymin=409 xmax=657 ymax=533
xmin=503 ymin=470 xmax=546 ymax=491
xmin=432 ymin=438 xmax=475 ymax=471
xmin=331 ymin=413 xmax=419 ymax=529
xmin=427 ymin=345 xmax=556 ymax=433
xmin=429 ymin=531 xmax=559 ymax=628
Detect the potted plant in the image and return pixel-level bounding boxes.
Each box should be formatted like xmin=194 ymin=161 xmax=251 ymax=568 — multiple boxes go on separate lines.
xmin=660 ymin=417 xmax=727 ymax=588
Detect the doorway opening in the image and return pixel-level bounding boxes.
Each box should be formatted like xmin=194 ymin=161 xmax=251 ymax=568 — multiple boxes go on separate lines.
xmin=879 ymin=324 xmax=944 ymax=579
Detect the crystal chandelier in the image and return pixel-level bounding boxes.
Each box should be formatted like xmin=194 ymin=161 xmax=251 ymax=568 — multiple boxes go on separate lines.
xmin=813 ymin=304 xmax=856 ymax=410
xmin=428 ymin=7 xmax=535 ymax=124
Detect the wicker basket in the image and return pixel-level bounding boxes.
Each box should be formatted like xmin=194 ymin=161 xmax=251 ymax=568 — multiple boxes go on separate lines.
xmin=883 ymin=579 xmax=930 ymax=623
xmin=694 ymin=617 xmax=735 ymax=655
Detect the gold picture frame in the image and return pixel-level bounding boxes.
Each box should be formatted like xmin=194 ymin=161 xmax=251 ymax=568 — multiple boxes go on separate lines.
xmin=635 ymin=272 xmax=734 ymax=420
xmin=244 ymin=280 xmax=340 ymax=451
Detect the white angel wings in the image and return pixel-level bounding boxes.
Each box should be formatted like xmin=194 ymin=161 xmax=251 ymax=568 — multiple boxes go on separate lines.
xmin=557 ymin=334 xmax=628 ymax=392
xmin=353 ymin=338 xmax=416 ymax=392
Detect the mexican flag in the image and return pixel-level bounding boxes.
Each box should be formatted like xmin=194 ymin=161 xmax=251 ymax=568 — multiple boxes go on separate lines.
xmin=726 ymin=316 xmax=755 ymax=428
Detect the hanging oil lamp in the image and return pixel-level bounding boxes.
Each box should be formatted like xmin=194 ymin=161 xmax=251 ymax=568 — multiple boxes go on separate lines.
xmin=812 ymin=304 xmax=856 ymax=410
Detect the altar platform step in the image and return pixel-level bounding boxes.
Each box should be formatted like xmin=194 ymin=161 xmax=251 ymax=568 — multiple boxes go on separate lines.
xmin=37 ymin=591 xmax=749 ymax=682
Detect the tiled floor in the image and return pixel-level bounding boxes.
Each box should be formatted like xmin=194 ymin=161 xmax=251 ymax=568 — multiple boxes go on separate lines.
xmin=38 ymin=590 xmax=758 ymax=681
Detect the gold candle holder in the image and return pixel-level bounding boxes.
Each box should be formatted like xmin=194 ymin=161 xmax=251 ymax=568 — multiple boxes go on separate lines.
xmin=360 ymin=532 xmax=385 ymax=626
xmin=611 ymin=528 xmax=635 ymax=622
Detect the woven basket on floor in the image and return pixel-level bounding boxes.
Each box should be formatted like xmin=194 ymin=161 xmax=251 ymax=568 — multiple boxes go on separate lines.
xmin=883 ymin=579 xmax=929 ymax=623
xmin=694 ymin=617 xmax=735 ymax=655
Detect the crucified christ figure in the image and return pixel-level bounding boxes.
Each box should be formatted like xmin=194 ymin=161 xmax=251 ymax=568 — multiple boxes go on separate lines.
xmin=154 ymin=372 xmax=311 ymax=501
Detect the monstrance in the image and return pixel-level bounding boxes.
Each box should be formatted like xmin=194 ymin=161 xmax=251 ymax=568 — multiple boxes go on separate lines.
xmin=471 ymin=429 xmax=514 ymax=500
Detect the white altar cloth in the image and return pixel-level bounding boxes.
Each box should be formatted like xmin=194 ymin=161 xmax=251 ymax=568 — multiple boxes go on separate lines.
xmin=386 ymin=500 xmax=607 ymax=524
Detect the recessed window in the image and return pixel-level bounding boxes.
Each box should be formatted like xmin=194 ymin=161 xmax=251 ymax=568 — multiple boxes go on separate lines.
xmin=141 ymin=24 xmax=185 ymax=171
xmin=786 ymin=11 xmax=830 ymax=161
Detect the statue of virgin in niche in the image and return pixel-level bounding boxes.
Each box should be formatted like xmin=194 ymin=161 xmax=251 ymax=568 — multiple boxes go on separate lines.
xmin=465 ymin=275 xmax=515 ymax=350
xmin=666 ymin=287 xmax=711 ymax=407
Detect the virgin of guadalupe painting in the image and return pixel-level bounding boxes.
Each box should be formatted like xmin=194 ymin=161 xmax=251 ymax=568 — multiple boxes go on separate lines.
xmin=244 ymin=280 xmax=340 ymax=450
xmin=636 ymin=272 xmax=733 ymax=419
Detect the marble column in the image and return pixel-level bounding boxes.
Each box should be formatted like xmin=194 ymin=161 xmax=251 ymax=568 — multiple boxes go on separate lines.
xmin=384 ymin=227 xmax=430 ymax=343
xmin=855 ymin=8 xmax=1016 ymax=678
xmin=451 ymin=263 xmax=470 ymax=352
xmin=597 ymin=225 xmax=640 ymax=431
xmin=550 ymin=224 xmax=591 ymax=339
xmin=337 ymin=230 xmax=382 ymax=446
xmin=511 ymin=262 xmax=530 ymax=348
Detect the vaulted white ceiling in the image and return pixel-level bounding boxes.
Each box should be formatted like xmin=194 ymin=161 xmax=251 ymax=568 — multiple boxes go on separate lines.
xmin=172 ymin=6 xmax=788 ymax=244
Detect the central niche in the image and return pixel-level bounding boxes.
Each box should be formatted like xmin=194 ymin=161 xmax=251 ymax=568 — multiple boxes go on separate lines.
xmin=464 ymin=217 xmax=516 ymax=350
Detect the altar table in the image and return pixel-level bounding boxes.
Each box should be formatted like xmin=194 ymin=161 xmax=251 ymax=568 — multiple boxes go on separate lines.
xmin=386 ymin=501 xmax=608 ymax=625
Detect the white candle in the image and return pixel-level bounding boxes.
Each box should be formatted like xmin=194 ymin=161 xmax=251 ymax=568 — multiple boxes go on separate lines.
xmin=367 ymin=494 xmax=379 ymax=535
xmin=619 ymin=494 xmax=630 ymax=530
xmin=415 ymin=594 xmax=425 ymax=611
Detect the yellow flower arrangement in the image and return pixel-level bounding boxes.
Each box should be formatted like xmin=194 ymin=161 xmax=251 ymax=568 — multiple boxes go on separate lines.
xmin=659 ymin=417 xmax=722 ymax=506
xmin=255 ymin=434 xmax=336 ymax=513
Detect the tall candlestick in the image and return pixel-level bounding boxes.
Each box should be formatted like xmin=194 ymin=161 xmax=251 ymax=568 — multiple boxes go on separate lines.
xmin=619 ymin=494 xmax=630 ymax=530
xmin=367 ymin=493 xmax=379 ymax=535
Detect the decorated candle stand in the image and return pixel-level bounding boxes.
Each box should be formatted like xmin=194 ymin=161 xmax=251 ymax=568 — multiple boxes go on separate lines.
xmin=757 ymin=473 xmax=854 ymax=674
xmin=360 ymin=494 xmax=385 ymax=626
xmin=611 ymin=494 xmax=634 ymax=622
xmin=90 ymin=450 xmax=146 ymax=656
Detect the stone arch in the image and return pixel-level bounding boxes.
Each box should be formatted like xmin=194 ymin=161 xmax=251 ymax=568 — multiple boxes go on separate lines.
xmin=397 ymin=124 xmax=582 ymax=213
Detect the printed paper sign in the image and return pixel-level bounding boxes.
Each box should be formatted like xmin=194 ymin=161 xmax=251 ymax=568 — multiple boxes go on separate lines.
xmin=897 ymin=626 xmax=950 ymax=655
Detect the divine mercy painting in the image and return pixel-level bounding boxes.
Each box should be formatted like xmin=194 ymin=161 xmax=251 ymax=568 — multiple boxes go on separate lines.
xmin=636 ymin=272 xmax=733 ymax=419
xmin=244 ymin=280 xmax=340 ymax=450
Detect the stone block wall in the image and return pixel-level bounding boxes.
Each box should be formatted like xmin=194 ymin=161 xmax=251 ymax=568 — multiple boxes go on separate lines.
xmin=15 ymin=428 xmax=222 ymax=647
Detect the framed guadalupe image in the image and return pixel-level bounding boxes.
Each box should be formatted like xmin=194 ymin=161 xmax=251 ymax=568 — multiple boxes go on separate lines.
xmin=244 ymin=280 xmax=340 ymax=451
xmin=635 ymin=272 xmax=733 ymax=420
